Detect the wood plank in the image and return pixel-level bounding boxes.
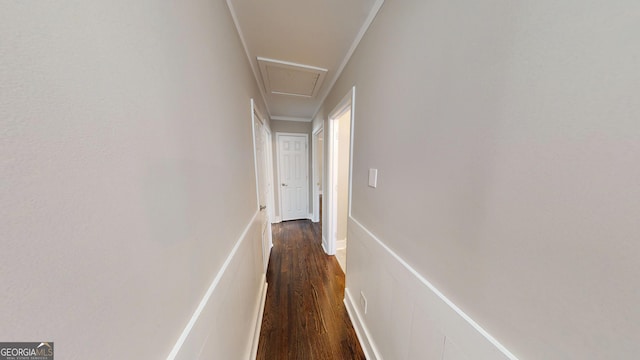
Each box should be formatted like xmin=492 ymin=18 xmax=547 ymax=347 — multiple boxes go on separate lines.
xmin=257 ymin=220 xmax=365 ymax=360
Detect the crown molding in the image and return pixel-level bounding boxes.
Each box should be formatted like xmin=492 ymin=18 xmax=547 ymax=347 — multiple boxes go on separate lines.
xmin=311 ymin=0 xmax=385 ymax=119
xmin=225 ymin=0 xmax=272 ymax=117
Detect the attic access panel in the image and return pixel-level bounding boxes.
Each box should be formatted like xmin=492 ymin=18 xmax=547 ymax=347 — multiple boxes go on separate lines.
xmin=258 ymin=57 xmax=328 ymax=98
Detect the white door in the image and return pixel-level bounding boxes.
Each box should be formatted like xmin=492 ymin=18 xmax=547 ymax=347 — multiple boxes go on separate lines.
xmin=277 ymin=134 xmax=309 ymax=221
xmin=252 ymin=105 xmax=272 ymax=272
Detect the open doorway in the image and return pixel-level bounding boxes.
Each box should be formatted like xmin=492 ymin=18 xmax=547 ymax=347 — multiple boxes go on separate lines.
xmin=325 ymin=87 xmax=355 ymax=274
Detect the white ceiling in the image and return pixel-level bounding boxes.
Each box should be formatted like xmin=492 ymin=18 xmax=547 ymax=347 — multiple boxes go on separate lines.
xmin=227 ymin=0 xmax=384 ymax=121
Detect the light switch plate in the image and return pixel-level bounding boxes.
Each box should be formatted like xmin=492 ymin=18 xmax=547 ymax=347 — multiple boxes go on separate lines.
xmin=360 ymin=291 xmax=368 ymax=314
xmin=368 ymin=168 xmax=378 ymax=188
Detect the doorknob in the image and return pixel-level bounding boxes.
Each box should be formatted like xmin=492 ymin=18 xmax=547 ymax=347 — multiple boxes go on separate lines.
xmin=281 ymin=183 xmax=288 ymax=187
xmin=260 ymin=205 xmax=267 ymax=211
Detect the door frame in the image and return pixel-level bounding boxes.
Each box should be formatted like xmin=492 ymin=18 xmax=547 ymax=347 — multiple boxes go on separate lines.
xmin=251 ymin=99 xmax=273 ymax=272
xmin=264 ymin=126 xmax=275 ymax=224
xmin=312 ymin=125 xmax=324 ymax=223
xmin=275 ymin=132 xmax=309 ymax=222
xmin=325 ymin=87 xmax=355 ymax=256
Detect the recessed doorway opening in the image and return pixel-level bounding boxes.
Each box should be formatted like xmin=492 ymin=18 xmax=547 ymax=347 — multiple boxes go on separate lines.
xmin=325 ymin=87 xmax=355 ymax=275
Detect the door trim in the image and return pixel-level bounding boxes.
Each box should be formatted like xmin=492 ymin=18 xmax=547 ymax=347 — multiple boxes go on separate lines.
xmin=250 ymin=99 xmax=265 ymax=212
xmin=325 ymin=87 xmax=355 ymax=255
xmin=312 ymin=125 xmax=324 ymax=223
xmin=251 ymin=99 xmax=273 ymax=272
xmin=275 ymin=132 xmax=310 ymax=221
xmin=251 ymin=102 xmax=275 ymax=224
xmin=264 ymin=126 xmax=275 ymax=224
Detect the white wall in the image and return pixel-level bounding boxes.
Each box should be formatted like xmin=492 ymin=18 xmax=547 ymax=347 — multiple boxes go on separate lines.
xmin=0 ymin=0 xmax=267 ymax=358
xmin=323 ymin=0 xmax=640 ymax=359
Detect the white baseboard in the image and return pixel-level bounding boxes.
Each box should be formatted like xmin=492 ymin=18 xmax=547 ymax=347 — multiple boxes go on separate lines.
xmin=273 ymin=216 xmax=282 ymax=223
xmin=250 ymin=279 xmax=268 ymax=359
xmin=321 ymin=236 xmax=328 ymax=254
xmin=167 ymin=212 xmax=264 ymax=360
xmin=336 ymin=238 xmax=347 ymax=250
xmin=347 ymin=216 xmax=519 ymax=360
xmin=344 ymin=288 xmax=383 ymax=360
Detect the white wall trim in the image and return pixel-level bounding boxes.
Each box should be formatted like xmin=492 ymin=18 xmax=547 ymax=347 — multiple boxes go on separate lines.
xmin=271 ymin=116 xmax=312 ymax=122
xmin=250 ymin=99 xmax=262 ymax=212
xmin=310 ymin=0 xmax=384 ymax=120
xmin=336 ymin=238 xmax=347 ymax=250
xmin=349 ymin=216 xmax=520 ymax=360
xmin=344 ymin=288 xmax=383 ymax=360
xmin=225 ymin=1 xmax=271 ymax=117
xmin=321 ymin=237 xmax=329 ymax=254
xmin=250 ymin=279 xmax=268 ymax=360
xmin=312 ymin=125 xmax=324 ymax=224
xmin=273 ymin=216 xmax=282 ymax=224
xmin=166 ymin=212 xmax=259 ymax=359
xmin=264 ymin=126 xmax=276 ymax=225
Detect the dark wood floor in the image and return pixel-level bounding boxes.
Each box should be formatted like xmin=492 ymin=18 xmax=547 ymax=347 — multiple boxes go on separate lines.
xmin=256 ymin=220 xmax=365 ymax=360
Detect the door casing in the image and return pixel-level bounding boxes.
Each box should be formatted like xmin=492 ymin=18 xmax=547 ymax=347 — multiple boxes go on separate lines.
xmin=312 ymin=126 xmax=324 ymax=223
xmin=251 ymin=99 xmax=273 ymax=272
xmin=325 ymin=87 xmax=355 ymax=256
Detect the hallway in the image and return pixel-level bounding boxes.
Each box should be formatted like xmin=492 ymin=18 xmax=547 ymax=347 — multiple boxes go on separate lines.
xmin=256 ymin=220 xmax=364 ymax=360
xmin=3 ymin=1 xmax=639 ymax=358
